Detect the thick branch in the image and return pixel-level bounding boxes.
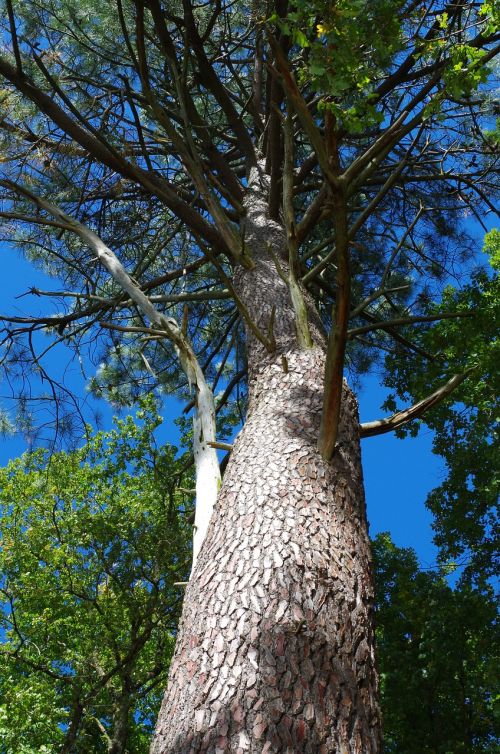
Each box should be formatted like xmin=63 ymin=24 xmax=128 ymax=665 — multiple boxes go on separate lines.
xmin=134 ymin=2 xmax=244 ymax=263
xmin=207 ymin=441 xmax=233 ymax=452
xmin=283 ymin=106 xmax=313 ymax=348
xmin=6 ymin=0 xmax=23 ymax=75
xmin=318 ymin=189 xmax=351 ymax=461
xmin=182 ymin=0 xmax=256 ymax=166
xmin=267 ymin=33 xmax=341 ymax=192
xmin=360 ymin=368 xmax=476 ymax=438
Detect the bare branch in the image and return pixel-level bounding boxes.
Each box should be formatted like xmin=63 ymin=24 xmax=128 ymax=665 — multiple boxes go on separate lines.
xmin=348 ymin=311 xmax=473 ymax=339
xmin=267 ymin=33 xmax=341 ymax=192
xmin=350 ymin=285 xmax=412 ymax=319
xmin=207 ymin=441 xmax=233 ymax=452
xmin=1 ymin=177 xmax=220 ymax=573
xmin=318 ymin=189 xmax=351 ymax=461
xmin=360 ymin=368 xmax=477 ymax=438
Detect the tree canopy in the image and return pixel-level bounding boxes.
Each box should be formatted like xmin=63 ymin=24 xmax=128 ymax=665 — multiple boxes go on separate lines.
xmin=0 ymin=0 xmax=497 ymax=441
xmin=0 ymin=0 xmax=497 ymax=606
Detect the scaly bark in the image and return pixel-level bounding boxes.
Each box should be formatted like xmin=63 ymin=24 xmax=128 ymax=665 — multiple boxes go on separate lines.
xmin=150 ymin=165 xmax=380 ymax=754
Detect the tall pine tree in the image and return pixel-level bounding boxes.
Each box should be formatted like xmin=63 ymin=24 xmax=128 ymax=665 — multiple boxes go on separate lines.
xmin=0 ymin=1 xmax=498 ymax=750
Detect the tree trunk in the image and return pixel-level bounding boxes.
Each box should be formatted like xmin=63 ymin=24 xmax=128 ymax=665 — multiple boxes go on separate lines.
xmin=109 ymin=682 xmax=132 ymax=754
xmin=151 ymin=166 xmax=381 ymax=754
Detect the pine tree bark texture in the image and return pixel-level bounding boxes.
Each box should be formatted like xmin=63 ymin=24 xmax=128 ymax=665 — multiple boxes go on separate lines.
xmin=150 ymin=166 xmax=381 ymax=753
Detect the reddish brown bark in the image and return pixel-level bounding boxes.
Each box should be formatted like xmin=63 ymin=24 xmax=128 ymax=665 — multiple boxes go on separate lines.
xmin=150 ymin=166 xmax=381 ymax=754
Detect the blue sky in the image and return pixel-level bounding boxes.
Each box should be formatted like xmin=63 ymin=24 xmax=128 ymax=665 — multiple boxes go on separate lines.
xmin=0 ymin=242 xmax=445 ymax=567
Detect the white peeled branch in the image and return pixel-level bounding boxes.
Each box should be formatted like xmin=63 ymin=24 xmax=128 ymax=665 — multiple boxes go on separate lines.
xmin=7 ymin=181 xmax=221 ymax=575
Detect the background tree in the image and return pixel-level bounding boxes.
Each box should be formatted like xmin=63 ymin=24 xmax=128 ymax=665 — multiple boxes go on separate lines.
xmin=0 ymin=399 xmax=192 ymax=753
xmin=0 ymin=0 xmax=498 ymax=751
xmin=383 ymin=231 xmax=499 ymax=585
xmin=373 ymin=533 xmax=499 ymax=754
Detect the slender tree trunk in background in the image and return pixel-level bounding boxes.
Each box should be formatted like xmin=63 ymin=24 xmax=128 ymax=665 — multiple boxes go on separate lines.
xmin=109 ymin=684 xmax=132 ymax=754
xmin=151 ymin=168 xmax=381 ymax=753
xmin=60 ymin=699 xmax=84 ymax=754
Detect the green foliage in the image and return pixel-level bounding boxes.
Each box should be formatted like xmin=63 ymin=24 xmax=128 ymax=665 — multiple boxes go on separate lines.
xmin=271 ymin=0 xmax=404 ymax=131
xmin=383 ymin=240 xmax=499 ymax=581
xmin=479 ymin=0 xmax=500 ymax=36
xmin=0 ymin=398 xmax=192 ymax=753
xmin=443 ymin=45 xmax=490 ymax=100
xmin=273 ymin=0 xmax=496 ymax=131
xmin=484 ymin=228 xmax=500 ymax=268
xmin=374 ymin=533 xmax=499 ymax=754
